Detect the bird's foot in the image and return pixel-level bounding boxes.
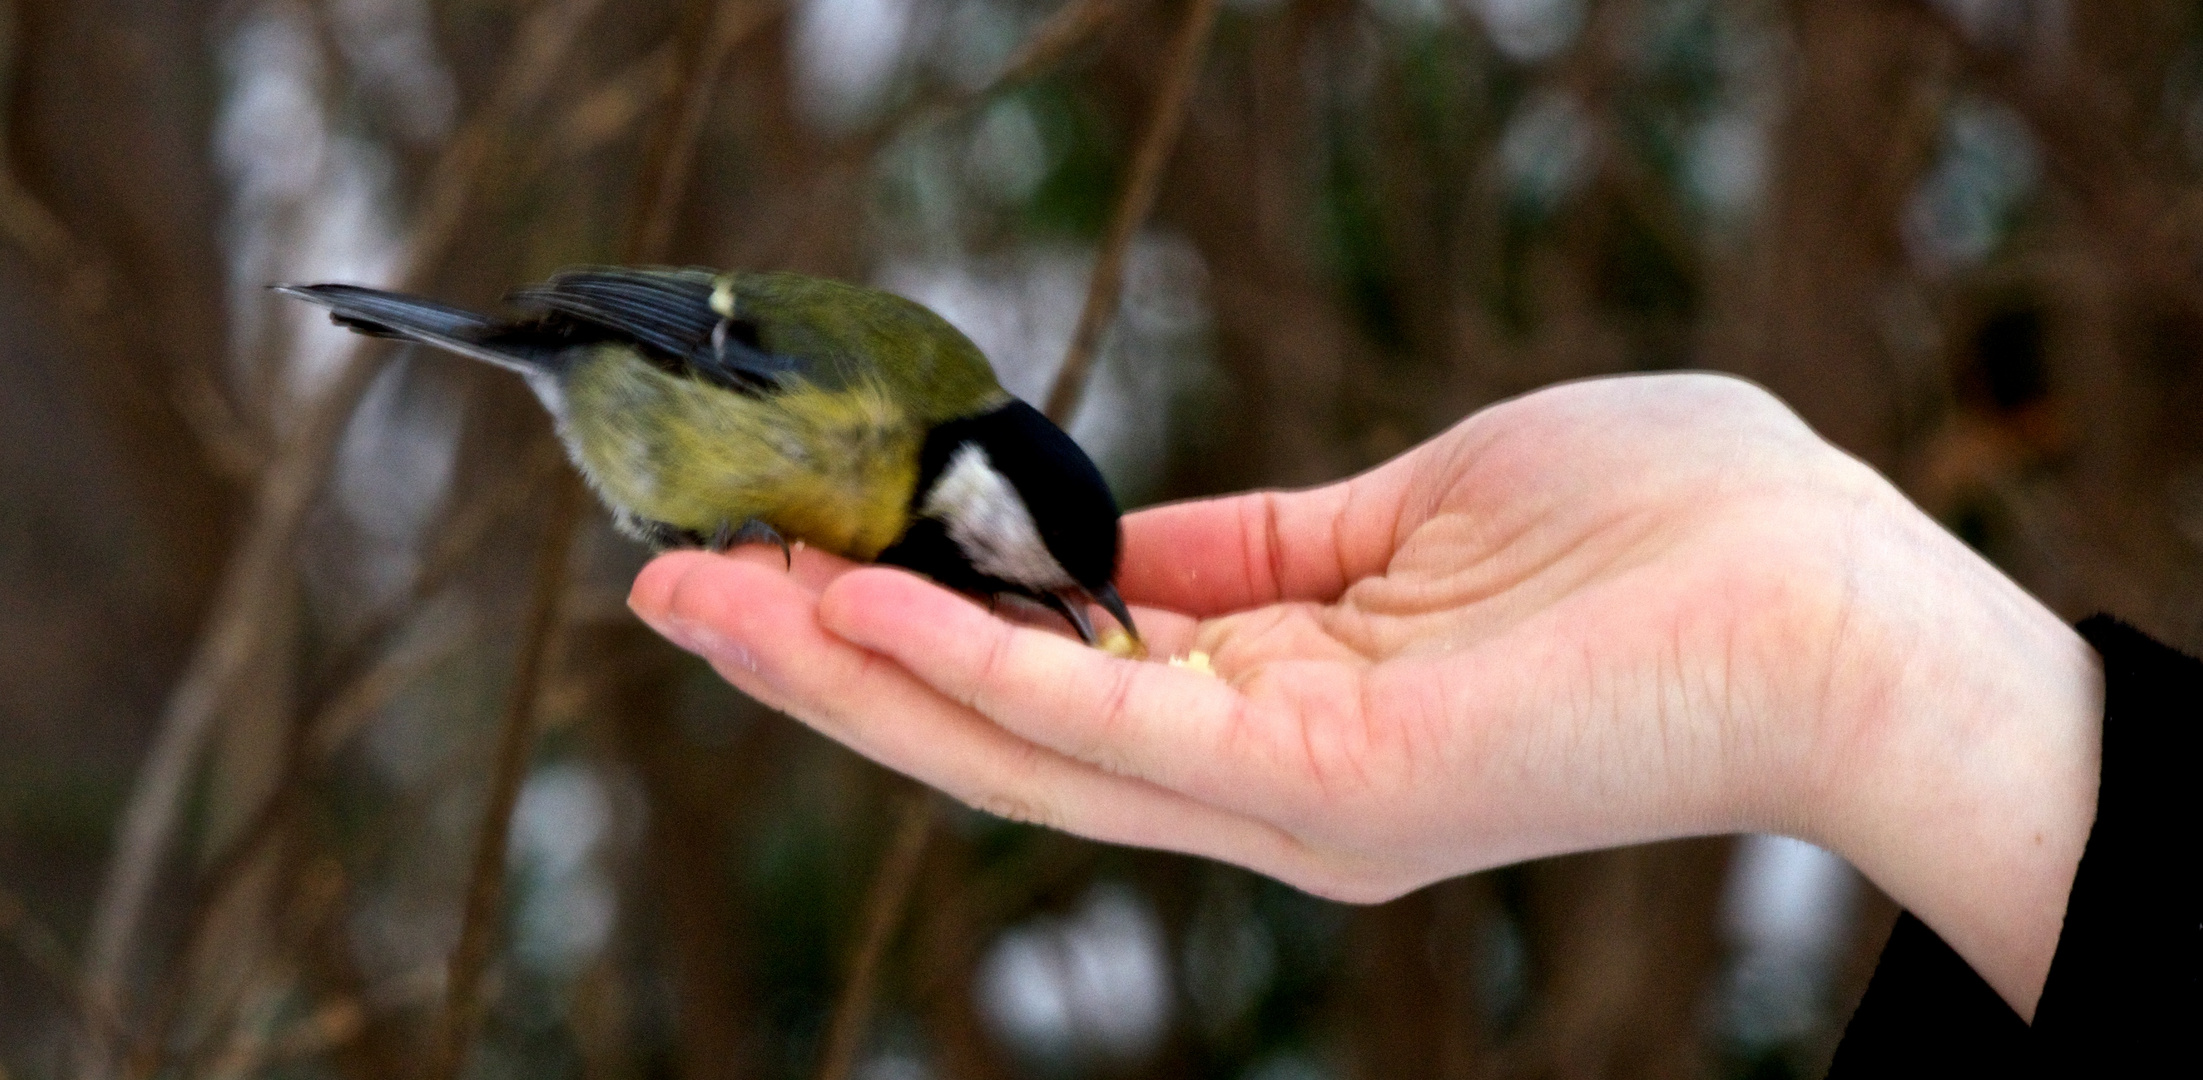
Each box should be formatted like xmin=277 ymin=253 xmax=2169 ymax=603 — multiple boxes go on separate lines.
xmin=623 ymin=514 xmax=698 ymax=553
xmin=709 ymin=518 xmax=792 ymax=568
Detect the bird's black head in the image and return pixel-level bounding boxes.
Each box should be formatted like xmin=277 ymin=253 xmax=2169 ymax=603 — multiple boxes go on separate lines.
xmin=876 ymin=399 xmax=1135 ymax=645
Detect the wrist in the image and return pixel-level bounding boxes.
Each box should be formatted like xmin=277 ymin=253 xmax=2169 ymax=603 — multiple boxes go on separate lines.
xmin=1803 ymin=489 xmax=2102 ymax=1019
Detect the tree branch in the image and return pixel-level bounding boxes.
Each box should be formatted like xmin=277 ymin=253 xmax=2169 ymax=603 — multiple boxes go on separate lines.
xmin=76 ymin=1 xmax=611 ymax=1073
xmin=881 ymin=0 xmax=1135 ymax=149
xmin=813 ymin=788 xmax=937 ymax=1080
xmin=992 ymin=0 xmax=1130 ymax=95
xmin=628 ymin=0 xmax=783 ymax=263
xmin=1043 ymin=0 xmax=1221 ymax=424
xmin=0 ymin=885 xmax=126 ymax=1052
xmin=425 ymin=475 xmax=585 ymax=1080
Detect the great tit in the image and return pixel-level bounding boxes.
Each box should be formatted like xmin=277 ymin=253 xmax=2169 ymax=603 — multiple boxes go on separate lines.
xmin=277 ymin=267 xmax=1139 ymax=649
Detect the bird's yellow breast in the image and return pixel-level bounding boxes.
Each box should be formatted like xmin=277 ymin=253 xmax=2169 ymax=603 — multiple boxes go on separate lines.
xmin=561 ymin=346 xmax=923 ymax=559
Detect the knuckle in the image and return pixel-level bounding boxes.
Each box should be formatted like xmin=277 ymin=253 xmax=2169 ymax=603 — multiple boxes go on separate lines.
xmin=1089 ymin=665 xmax=1140 ymax=743
xmin=962 ymin=625 xmax=1018 ymax=710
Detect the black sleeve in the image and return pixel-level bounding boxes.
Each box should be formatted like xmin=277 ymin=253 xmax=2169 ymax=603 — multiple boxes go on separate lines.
xmin=1825 ymin=615 xmax=2199 ymax=1077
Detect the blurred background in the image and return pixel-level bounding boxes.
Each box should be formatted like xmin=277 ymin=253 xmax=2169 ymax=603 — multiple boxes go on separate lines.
xmin=3 ymin=0 xmax=2200 ymax=1077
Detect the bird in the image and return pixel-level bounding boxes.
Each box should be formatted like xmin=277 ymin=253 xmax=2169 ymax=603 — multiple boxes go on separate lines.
xmin=276 ymin=266 xmax=1140 ymax=651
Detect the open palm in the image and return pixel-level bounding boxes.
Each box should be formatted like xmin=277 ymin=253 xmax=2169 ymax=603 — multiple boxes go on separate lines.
xmin=634 ymin=371 xmax=2104 ymax=1012
xmin=630 ymin=374 xmax=1918 ymax=900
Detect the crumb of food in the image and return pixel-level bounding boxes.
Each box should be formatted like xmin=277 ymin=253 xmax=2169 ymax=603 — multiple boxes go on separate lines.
xmin=1168 ymin=650 xmax=1215 ymax=676
xmin=1098 ymin=628 xmax=1148 ymax=660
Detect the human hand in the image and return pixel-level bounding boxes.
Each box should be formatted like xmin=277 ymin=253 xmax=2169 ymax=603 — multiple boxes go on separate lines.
xmin=628 ymin=373 xmax=2100 ymax=1016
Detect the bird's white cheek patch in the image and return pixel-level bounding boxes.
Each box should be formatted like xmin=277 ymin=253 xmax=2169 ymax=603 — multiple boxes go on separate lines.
xmin=921 ymin=443 xmax=1075 ymax=590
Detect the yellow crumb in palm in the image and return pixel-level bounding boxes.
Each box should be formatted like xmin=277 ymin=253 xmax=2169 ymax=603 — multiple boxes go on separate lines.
xmin=1098 ymin=627 xmax=1147 ymax=660
xmin=1168 ymin=650 xmax=1215 ymax=676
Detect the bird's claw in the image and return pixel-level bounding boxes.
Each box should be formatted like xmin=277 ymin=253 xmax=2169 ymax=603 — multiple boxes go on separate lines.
xmin=710 ymin=518 xmax=791 ymax=568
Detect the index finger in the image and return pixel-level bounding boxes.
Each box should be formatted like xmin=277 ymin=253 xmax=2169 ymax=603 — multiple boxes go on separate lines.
xmin=819 ymin=566 xmax=1309 ymax=819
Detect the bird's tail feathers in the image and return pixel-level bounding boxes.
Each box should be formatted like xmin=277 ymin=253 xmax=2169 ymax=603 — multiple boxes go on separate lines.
xmin=271 ymin=283 xmax=559 ymax=378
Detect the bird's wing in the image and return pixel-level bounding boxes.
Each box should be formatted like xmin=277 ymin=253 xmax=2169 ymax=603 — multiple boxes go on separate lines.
xmin=505 ymin=267 xmax=800 ymax=393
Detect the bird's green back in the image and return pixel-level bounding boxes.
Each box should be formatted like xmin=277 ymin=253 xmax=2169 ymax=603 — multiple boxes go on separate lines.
xmin=716 ymin=272 xmax=1010 ymax=423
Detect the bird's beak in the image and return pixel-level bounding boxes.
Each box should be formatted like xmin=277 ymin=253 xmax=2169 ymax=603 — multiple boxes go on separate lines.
xmin=1044 ymin=584 xmax=1143 ymax=657
xmin=1092 ymin=583 xmax=1140 ymax=645
xmin=1049 ymin=591 xmax=1098 ymax=646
